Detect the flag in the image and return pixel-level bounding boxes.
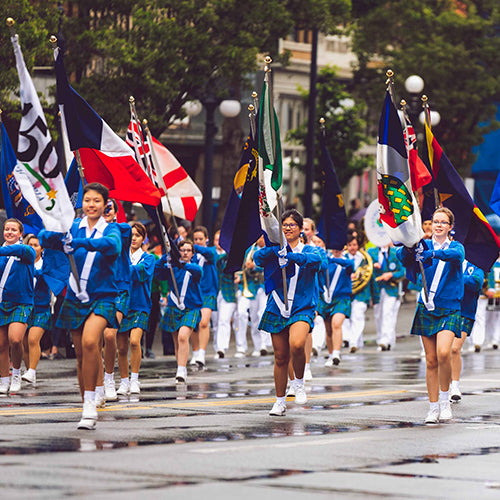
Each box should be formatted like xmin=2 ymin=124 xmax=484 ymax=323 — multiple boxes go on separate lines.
xmin=125 ymin=113 xmax=202 ymax=221
xmin=219 ymin=128 xmax=262 ymax=272
xmin=64 ymin=158 xmax=83 ymax=209
xmin=377 ymin=91 xmax=424 ymax=247
xmin=10 ymin=35 xmax=74 ymax=233
xmin=317 ymin=133 xmax=347 ymax=250
xmin=424 ymin=122 xmax=500 ymax=272
xmin=257 ymin=75 xmax=294 ymax=293
xmin=490 ymin=171 xmax=500 ymax=218
xmin=0 ymin=122 xmax=43 ymax=235
xmin=54 ymin=46 xmax=161 ymax=207
xmin=403 ymin=114 xmax=432 ymax=191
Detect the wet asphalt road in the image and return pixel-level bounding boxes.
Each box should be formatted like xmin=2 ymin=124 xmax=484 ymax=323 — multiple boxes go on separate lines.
xmin=2 ymin=299 xmax=500 ymax=499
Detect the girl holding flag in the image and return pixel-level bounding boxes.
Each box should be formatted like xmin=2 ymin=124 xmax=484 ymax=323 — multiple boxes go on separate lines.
xmin=397 ymin=207 xmax=464 ymax=424
xmin=116 ymin=222 xmax=155 ymax=396
xmin=155 ymin=239 xmax=203 ymax=383
xmin=254 ymin=209 xmax=323 ymax=416
xmin=40 ymin=182 xmax=121 ymax=430
xmin=0 ymin=219 xmax=35 ymax=395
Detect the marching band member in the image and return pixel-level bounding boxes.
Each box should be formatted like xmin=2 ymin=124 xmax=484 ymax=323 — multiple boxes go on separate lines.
xmin=318 ymin=248 xmax=354 ymax=367
xmin=368 ymin=243 xmax=404 ymax=351
xmin=342 ymin=235 xmax=372 ymax=353
xmin=156 ymin=239 xmax=203 ymax=383
xmin=485 ymin=255 xmax=500 ymax=348
xmin=40 ymin=182 xmax=122 ymax=430
xmin=190 ymin=226 xmax=218 ymax=367
xmin=236 ymin=236 xmax=270 ymax=357
xmin=398 ymin=207 xmax=464 ymax=424
xmin=0 ymin=219 xmax=35 ymax=395
xmin=450 ymin=259 xmax=484 ymax=402
xmin=254 ymin=209 xmax=323 ymax=416
xmin=116 ymin=222 xmax=155 ymax=395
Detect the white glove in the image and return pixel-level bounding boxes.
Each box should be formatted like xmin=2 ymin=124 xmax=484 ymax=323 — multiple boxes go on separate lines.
xmin=62 ymin=231 xmax=74 ymax=254
xmin=278 ymin=256 xmax=289 ymax=268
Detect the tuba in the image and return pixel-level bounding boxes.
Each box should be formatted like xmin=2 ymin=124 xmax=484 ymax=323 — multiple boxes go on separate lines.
xmin=351 ymin=248 xmax=373 ymax=294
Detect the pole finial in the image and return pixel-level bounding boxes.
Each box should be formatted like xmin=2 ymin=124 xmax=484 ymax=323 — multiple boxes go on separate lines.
xmin=319 ymin=117 xmax=325 ymax=125
xmin=6 ymin=17 xmax=15 ymax=27
xmin=50 ymin=35 xmax=57 ymax=45
xmin=400 ymin=99 xmax=407 ymax=107
xmin=129 ymin=96 xmax=135 ymax=103
xmin=248 ymin=104 xmax=254 ymax=112
xmin=142 ymin=119 xmax=148 ymax=126
xmin=264 ymin=56 xmax=272 ymax=73
xmin=386 ymin=69 xmax=394 ymax=78
xmin=251 ymin=91 xmax=258 ymax=99
xmin=421 ymin=95 xmax=428 ymax=104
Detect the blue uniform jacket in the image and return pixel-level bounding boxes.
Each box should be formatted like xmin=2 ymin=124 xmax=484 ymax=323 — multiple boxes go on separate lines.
xmin=397 ymin=239 xmax=465 ymax=310
xmin=318 ymin=249 xmax=353 ymax=301
xmin=116 ymin=223 xmax=132 ymax=294
xmin=0 ymin=244 xmax=36 ymax=305
xmin=129 ymin=251 xmax=156 ymax=313
xmin=39 ymin=217 xmax=122 ymax=302
xmin=254 ymin=243 xmax=323 ymax=318
xmin=461 ymin=261 xmax=484 ymax=320
xmin=368 ymin=247 xmax=404 ymax=300
xmin=155 ymin=256 xmax=203 ymax=310
xmin=194 ymin=245 xmax=219 ymax=297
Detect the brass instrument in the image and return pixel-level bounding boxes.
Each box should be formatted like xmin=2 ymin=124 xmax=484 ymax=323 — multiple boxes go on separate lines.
xmin=240 ymin=244 xmax=257 ymax=298
xmin=351 ymin=248 xmax=373 ymax=294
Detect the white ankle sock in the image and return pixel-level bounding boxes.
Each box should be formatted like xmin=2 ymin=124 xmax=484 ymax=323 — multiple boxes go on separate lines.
xmin=1 ymin=376 xmax=10 ymax=385
xmin=429 ymin=401 xmax=439 ymax=411
xmin=451 ymin=380 xmax=459 ymax=390
xmin=439 ymin=390 xmax=449 ymax=402
xmin=332 ymin=350 xmax=340 ymax=358
xmin=12 ymin=368 xmax=20 ymax=377
xmin=121 ymin=377 xmax=130 ymax=385
xmin=95 ymin=386 xmax=104 ymax=397
xmin=276 ymin=396 xmax=286 ymax=405
xmin=27 ymin=368 xmax=36 ymax=377
xmin=84 ymin=390 xmax=96 ymax=402
xmin=131 ymin=372 xmax=139 ymax=381
xmin=295 ymin=377 xmax=304 ymax=388
xmin=104 ymin=372 xmax=114 ymax=382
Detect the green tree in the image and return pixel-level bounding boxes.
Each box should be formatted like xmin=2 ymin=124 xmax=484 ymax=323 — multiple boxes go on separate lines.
xmin=350 ymin=0 xmax=500 ymax=174
xmin=288 ymin=66 xmax=371 ymax=215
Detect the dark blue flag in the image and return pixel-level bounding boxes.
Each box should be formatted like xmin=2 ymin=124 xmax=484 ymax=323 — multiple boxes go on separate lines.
xmin=0 ymin=122 xmax=43 ymax=235
xmin=490 ymin=171 xmax=500 ymax=218
xmin=64 ymin=157 xmax=83 ymax=209
xmin=219 ymin=128 xmax=262 ymax=272
xmin=317 ymin=133 xmax=347 ymax=250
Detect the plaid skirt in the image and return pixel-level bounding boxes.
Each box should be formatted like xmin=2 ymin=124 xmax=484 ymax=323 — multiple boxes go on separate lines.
xmin=202 ymin=294 xmax=217 ymax=311
xmin=56 ymin=298 xmax=118 ymax=331
xmin=317 ymin=296 xmax=351 ymax=320
xmin=115 ymin=290 xmax=130 ymax=317
xmin=461 ymin=316 xmax=474 ymax=336
xmin=259 ymin=311 xmax=314 ymax=334
xmin=160 ymin=306 xmax=201 ymax=333
xmin=0 ymin=301 xmax=33 ymax=327
xmin=119 ymin=310 xmax=149 ymax=333
xmin=411 ymin=304 xmax=462 ymax=338
xmin=28 ymin=309 xmax=52 ymax=330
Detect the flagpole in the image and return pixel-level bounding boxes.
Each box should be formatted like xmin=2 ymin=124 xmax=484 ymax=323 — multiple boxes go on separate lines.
xmin=248 ymin=104 xmax=256 ymax=140
xmin=264 ymin=56 xmax=289 ymax=312
xmin=319 ymin=117 xmax=331 ymax=295
xmin=421 ymin=95 xmax=440 ymax=210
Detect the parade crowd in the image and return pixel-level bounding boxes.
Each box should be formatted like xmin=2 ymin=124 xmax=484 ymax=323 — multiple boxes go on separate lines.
xmin=0 ymin=184 xmax=499 ymax=430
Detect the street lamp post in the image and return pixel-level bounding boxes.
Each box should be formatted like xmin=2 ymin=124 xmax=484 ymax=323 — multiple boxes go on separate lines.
xmin=404 ymin=75 xmax=425 ymax=127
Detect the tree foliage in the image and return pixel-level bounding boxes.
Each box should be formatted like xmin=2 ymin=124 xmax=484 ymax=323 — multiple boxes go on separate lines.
xmin=350 ymin=0 xmax=500 ymax=174
xmin=288 ymin=66 xmax=371 ymax=214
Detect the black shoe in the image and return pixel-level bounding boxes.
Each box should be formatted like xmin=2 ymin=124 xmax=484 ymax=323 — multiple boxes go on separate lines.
xmin=493 ymin=344 xmax=499 ymax=350
xmin=311 ymin=347 xmax=318 ymax=357
xmin=387 ymin=344 xmax=391 ymax=351
xmin=217 ymin=350 xmax=225 ymax=359
xmin=474 ymin=345 xmax=481 ymax=353
xmin=260 ymin=348 xmax=268 ymax=356
xmin=333 ymin=357 xmax=340 ymax=366
xmin=343 ymin=341 xmax=349 ymax=348
xmin=145 ymin=349 xmax=156 ymax=359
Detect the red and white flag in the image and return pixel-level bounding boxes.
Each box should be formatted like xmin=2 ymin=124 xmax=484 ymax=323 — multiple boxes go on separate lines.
xmin=126 ymin=115 xmax=202 ymax=221
xmin=403 ymin=115 xmax=432 ymax=191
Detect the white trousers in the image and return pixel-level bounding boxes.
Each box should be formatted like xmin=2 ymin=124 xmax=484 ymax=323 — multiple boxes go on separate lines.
xmin=373 ymin=289 xmax=401 ymax=347
xmin=312 ymin=315 xmax=326 ymax=350
xmin=237 ymin=288 xmax=268 ymax=351
xmin=470 ymin=298 xmax=487 ymax=346
xmin=216 ymin=293 xmax=244 ymax=352
xmin=342 ymin=299 xmax=367 ymax=348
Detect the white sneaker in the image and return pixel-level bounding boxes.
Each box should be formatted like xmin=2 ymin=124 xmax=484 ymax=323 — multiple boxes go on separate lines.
xmin=286 ymin=383 xmax=296 ymax=397
xmin=130 ymin=379 xmax=141 ymax=394
xmin=424 ymin=407 xmax=440 ymax=424
xmin=251 ymin=350 xmax=261 ymax=357
xmin=450 ymin=386 xmax=462 ymax=402
xmin=304 ymin=367 xmax=313 ymax=381
xmin=77 ymin=400 xmax=97 ymax=430
xmin=116 ymin=380 xmax=130 ymax=396
xmin=439 ymin=400 xmax=453 ymax=421
xmin=269 ymin=400 xmax=286 ymax=416
xmin=0 ymin=379 xmax=9 ymax=395
xmin=294 ymin=384 xmax=307 ymax=405
xmin=104 ymin=379 xmax=117 ymax=401
xmin=324 ymin=357 xmax=334 ymax=367
xmin=22 ymin=371 xmax=36 ymax=386
xmin=234 ymin=351 xmax=246 ymax=359
xmin=9 ymin=374 xmax=21 ymax=393
xmin=189 ymin=353 xmax=198 ymax=365
xmin=175 ymin=368 xmax=186 ymax=384
xmin=95 ymin=393 xmax=106 ymax=408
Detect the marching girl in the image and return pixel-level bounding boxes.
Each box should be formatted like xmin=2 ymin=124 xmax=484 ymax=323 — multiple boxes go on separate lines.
xmin=22 ymin=234 xmax=68 ymax=387
xmin=156 ymin=239 xmax=203 ymax=383
xmin=254 ymin=209 xmax=323 ymax=416
xmin=0 ymin=219 xmax=35 ymax=394
xmin=318 ymin=248 xmax=354 ymax=367
xmin=450 ymin=260 xmax=484 ymax=401
xmin=99 ymin=199 xmax=131 ymax=402
xmin=39 ymin=182 xmax=121 ymax=430
xmin=397 ymin=207 xmax=464 ymax=424
xmin=116 ymin=222 xmax=155 ymax=395
xmin=191 ymin=226 xmax=219 ymax=366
